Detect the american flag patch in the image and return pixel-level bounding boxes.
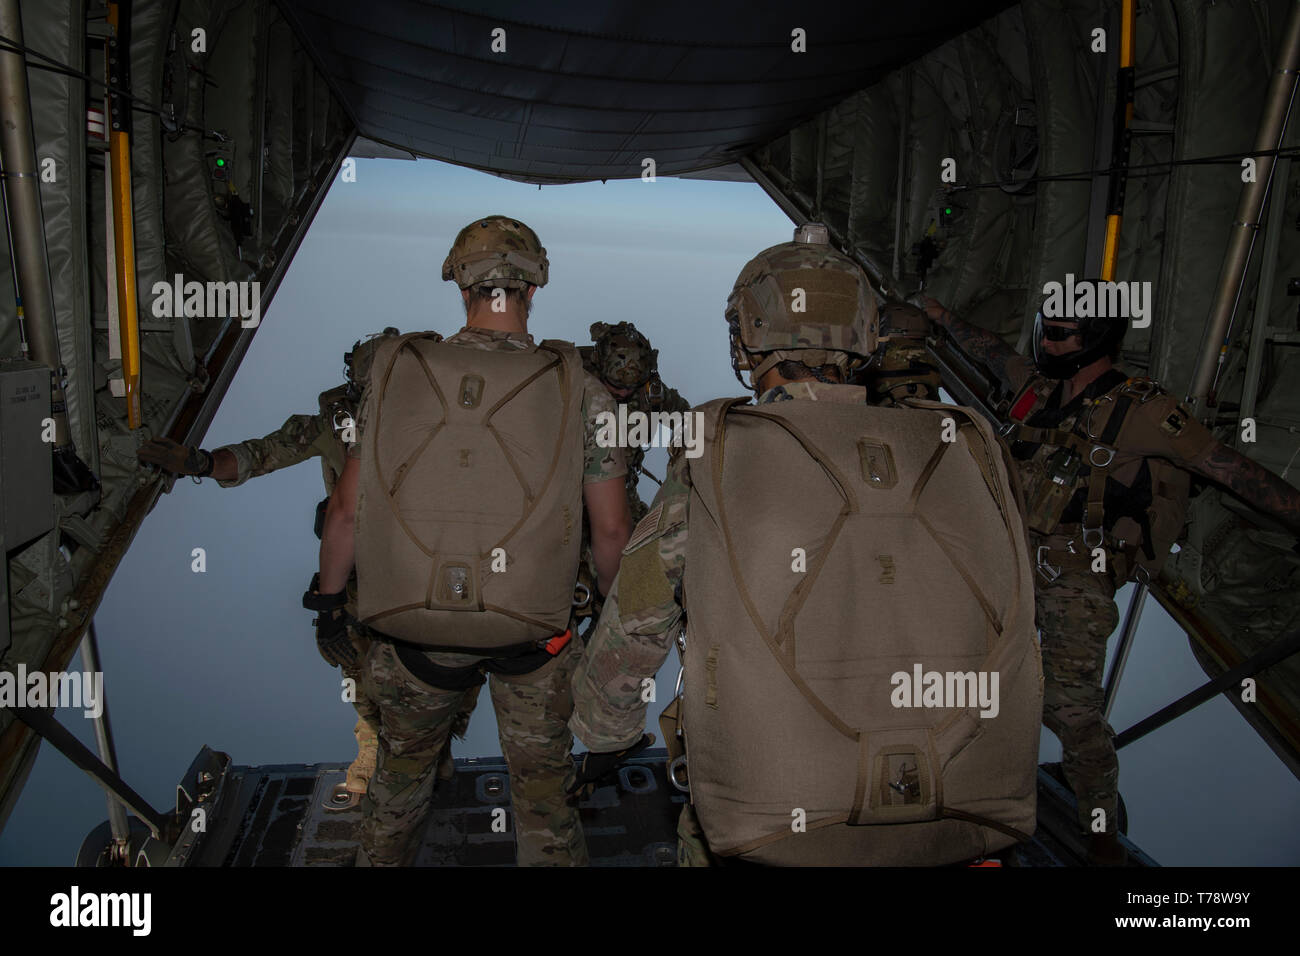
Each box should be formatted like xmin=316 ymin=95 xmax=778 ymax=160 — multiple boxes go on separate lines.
xmin=624 ymin=502 xmax=663 ymax=552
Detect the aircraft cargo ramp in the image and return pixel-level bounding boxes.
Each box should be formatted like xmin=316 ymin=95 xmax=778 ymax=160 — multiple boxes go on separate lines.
xmin=75 ymin=746 xmax=1155 ymax=868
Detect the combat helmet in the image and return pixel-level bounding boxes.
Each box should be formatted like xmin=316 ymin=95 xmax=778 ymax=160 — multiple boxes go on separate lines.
xmin=345 ymin=326 xmax=400 ymax=398
xmin=590 ymin=321 xmax=658 ymax=391
xmin=725 ymin=223 xmax=879 ymax=390
xmin=1032 ymin=286 xmax=1126 ymax=380
xmin=441 ymin=215 xmax=549 ymax=290
xmin=867 ymin=303 xmax=942 ymax=403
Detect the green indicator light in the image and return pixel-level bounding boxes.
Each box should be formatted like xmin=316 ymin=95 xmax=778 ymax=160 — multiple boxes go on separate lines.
xmin=944 ymin=207 xmax=952 ymax=215
xmin=216 ymin=158 xmax=225 ymax=167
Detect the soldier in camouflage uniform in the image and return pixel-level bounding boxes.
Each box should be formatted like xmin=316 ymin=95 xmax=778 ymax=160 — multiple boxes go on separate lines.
xmin=580 ymin=321 xmax=691 ymax=524
xmin=136 ymin=332 xmax=475 ymax=803
xmin=924 ymin=296 xmax=1300 ymax=864
xmin=573 ymin=322 xmax=691 ymax=630
xmin=568 ymin=225 xmax=891 ymax=865
xmin=313 ymin=215 xmax=632 ymax=866
xmin=858 ymin=303 xmax=942 ymax=406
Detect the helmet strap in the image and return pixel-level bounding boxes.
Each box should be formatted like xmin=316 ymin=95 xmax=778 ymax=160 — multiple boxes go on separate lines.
xmin=748 ymin=352 xmax=785 ymax=390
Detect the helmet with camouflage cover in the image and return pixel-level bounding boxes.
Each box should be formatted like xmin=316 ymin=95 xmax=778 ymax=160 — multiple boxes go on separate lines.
xmin=590 ymin=321 xmax=659 ymax=390
xmin=345 ymin=327 xmax=401 ymax=398
xmin=867 ymin=303 xmax=941 ymax=403
xmin=441 ymin=215 xmax=549 ymax=290
xmin=725 ymin=224 xmax=879 ymax=390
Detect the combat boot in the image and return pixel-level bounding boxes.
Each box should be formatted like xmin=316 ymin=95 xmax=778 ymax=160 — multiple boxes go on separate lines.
xmin=347 ymin=716 xmax=379 ymax=794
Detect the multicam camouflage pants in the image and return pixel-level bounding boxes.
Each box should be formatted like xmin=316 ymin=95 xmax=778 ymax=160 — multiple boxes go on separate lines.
xmin=676 ymin=803 xmax=715 ymax=867
xmin=360 ymin=638 xmax=587 ymax=866
xmin=1036 ymin=568 xmax=1120 ymax=835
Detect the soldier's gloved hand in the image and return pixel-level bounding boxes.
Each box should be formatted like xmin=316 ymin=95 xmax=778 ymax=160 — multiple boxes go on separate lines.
xmin=567 ymin=733 xmax=654 ymax=796
xmin=314 ymin=608 xmax=358 ymax=669
xmin=137 ymin=438 xmax=213 ymax=477
xmin=303 ymin=579 xmax=356 ymax=669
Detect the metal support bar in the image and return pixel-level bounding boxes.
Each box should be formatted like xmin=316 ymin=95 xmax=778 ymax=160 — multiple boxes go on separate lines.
xmin=0 ymin=0 xmax=73 ymax=449
xmin=1240 ymin=157 xmax=1292 ymax=427
xmin=1114 ymin=628 xmax=1300 ymax=750
xmin=740 ymin=155 xmax=806 ymax=226
xmin=1082 ymin=4 xmax=1120 ymax=280
xmin=1099 ymin=0 xmax=1138 ymax=284
xmin=892 ymin=66 xmax=912 ymax=282
xmin=6 ymin=705 xmax=170 ymax=838
xmin=925 ymin=327 xmax=1012 ymax=426
xmin=1103 ymin=582 xmax=1147 ymax=719
xmin=814 ymin=114 xmax=826 ymax=220
xmin=78 ymin=623 xmax=130 ymax=849
xmin=1187 ymin=0 xmax=1300 ymax=408
xmin=739 ymin=155 xmax=898 ymax=301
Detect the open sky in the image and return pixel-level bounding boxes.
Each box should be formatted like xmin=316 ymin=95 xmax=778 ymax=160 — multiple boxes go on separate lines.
xmin=2 ymin=157 xmax=1296 ymax=866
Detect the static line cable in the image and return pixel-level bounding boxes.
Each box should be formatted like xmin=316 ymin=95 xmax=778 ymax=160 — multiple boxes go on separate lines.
xmin=948 ymin=145 xmax=1300 ymax=193
xmin=0 ymin=33 xmax=218 ymax=138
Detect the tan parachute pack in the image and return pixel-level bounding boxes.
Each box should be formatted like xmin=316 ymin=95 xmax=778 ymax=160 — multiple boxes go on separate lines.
xmin=355 ymin=332 xmax=585 ymax=651
xmin=681 ymin=395 xmax=1042 ymax=865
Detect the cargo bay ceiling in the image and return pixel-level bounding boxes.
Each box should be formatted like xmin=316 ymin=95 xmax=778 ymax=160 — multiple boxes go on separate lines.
xmin=278 ymin=0 xmax=1019 ymax=183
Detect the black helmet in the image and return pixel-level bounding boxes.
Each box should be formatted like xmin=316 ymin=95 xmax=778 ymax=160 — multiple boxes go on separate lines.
xmin=1032 ymin=311 xmax=1125 ymax=380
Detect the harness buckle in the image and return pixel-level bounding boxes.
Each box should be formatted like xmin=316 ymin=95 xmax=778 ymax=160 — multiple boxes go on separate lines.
xmin=1122 ymin=378 xmax=1159 ymax=403
xmin=668 ymin=755 xmax=690 ymax=793
xmin=1089 ymin=444 xmax=1115 ymax=468
xmin=1083 ymin=524 xmax=1105 ymax=550
xmin=1036 ymin=546 xmax=1062 ymax=583
xmin=572 ymin=582 xmax=591 ymax=609
xmin=1084 ymin=393 xmax=1115 ymax=440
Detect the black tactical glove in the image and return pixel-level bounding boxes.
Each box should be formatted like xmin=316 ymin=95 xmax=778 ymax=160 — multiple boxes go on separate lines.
xmin=137 ymin=438 xmax=214 ymax=477
xmin=314 ymin=608 xmax=357 ymax=669
xmin=303 ymin=576 xmax=356 ymax=669
xmin=567 ymin=733 xmax=654 ymax=796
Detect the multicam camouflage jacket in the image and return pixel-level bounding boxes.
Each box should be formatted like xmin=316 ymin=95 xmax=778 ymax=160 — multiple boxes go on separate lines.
xmin=214 ymin=383 xmax=356 ymax=495
xmin=570 ymin=381 xmax=845 ymax=752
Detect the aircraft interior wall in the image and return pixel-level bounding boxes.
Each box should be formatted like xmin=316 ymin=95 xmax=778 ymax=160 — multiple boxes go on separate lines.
xmin=0 ymin=0 xmax=354 ymax=829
